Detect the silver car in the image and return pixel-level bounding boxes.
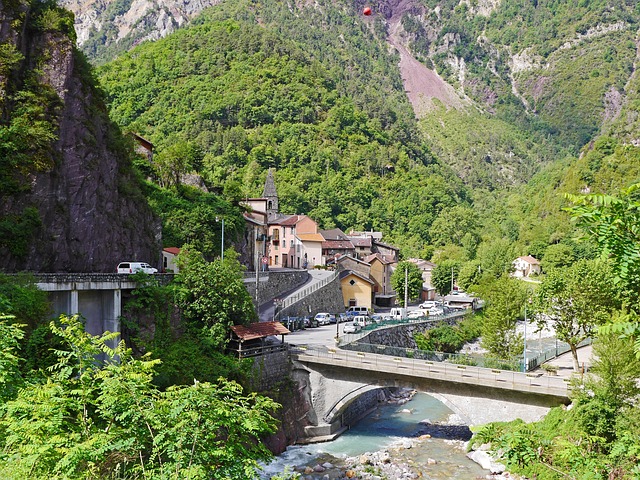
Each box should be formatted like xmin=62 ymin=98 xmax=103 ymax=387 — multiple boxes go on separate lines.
xmin=343 ymin=322 xmax=362 ymax=334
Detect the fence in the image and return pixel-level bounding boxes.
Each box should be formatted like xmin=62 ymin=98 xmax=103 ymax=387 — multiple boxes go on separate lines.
xmin=274 ymin=270 xmax=339 ymax=320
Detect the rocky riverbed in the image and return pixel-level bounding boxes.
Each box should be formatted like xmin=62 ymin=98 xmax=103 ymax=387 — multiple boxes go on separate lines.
xmin=262 ymin=389 xmax=520 ymax=480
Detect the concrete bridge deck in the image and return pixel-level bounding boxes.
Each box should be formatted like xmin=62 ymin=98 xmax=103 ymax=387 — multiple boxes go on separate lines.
xmin=293 ymin=345 xmax=570 ymax=399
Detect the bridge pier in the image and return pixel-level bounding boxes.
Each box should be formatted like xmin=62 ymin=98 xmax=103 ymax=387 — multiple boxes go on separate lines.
xmin=35 ymin=274 xmax=150 ymax=349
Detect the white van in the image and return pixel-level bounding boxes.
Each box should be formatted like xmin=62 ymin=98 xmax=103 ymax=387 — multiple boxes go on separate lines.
xmin=117 ymin=262 xmax=158 ymax=274
xmin=388 ymin=307 xmax=406 ymax=320
xmin=352 ymin=315 xmax=369 ymax=327
xmin=346 ymin=306 xmax=369 ymax=317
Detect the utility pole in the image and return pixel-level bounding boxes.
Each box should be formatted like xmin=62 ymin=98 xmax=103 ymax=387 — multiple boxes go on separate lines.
xmin=404 ymin=265 xmax=408 ymax=313
xmin=255 ymin=234 xmax=259 ymax=304
xmin=216 ymin=216 xmax=225 ymax=261
xmin=450 ymin=266 xmax=454 ymax=294
xmin=523 ymin=302 xmax=527 ymax=372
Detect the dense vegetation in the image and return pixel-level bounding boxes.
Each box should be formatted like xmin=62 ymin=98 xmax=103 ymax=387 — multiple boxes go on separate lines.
xmin=96 ymin=0 xmax=477 ymax=257
xmin=0 ymin=251 xmax=275 ymax=479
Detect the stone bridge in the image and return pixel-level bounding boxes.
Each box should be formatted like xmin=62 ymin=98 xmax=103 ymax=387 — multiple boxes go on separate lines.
xmin=291 ymin=345 xmax=570 ymax=441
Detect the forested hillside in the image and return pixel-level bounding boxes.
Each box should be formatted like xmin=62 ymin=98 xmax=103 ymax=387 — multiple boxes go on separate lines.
xmin=97 ymin=1 xmax=473 ymax=257
xmin=93 ymin=0 xmax=640 ymax=262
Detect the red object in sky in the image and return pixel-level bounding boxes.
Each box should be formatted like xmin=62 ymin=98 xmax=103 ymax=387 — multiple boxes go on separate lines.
xmin=363 ymin=7 xmax=372 ymax=16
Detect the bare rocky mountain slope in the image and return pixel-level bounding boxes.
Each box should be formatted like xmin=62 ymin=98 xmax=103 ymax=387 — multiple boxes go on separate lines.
xmin=0 ymin=2 xmax=161 ymax=273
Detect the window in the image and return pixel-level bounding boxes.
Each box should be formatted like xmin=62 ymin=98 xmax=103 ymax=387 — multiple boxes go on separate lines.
xmin=290 ymin=239 xmax=294 ymax=247
xmin=275 ymin=255 xmax=279 ymax=265
xmin=272 ymin=229 xmax=279 ymax=242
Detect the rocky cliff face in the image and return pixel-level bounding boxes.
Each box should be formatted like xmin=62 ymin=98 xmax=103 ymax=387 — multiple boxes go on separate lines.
xmin=0 ymin=0 xmax=161 ymax=273
xmin=59 ymin=0 xmax=222 ymax=62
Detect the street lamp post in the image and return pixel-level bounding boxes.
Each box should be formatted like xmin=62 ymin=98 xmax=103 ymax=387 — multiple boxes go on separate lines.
xmin=523 ymin=303 xmax=527 ymax=372
xmin=216 ymin=217 xmax=225 ymax=261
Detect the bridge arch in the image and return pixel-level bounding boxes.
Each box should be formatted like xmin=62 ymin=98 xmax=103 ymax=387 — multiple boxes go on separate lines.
xmin=292 ymin=346 xmax=569 ymax=441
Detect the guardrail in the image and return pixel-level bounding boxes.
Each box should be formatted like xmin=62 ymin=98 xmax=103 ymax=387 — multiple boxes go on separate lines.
xmin=275 ymin=271 xmax=339 ymax=319
xmin=338 ymin=310 xmax=468 ymax=342
xmin=228 ymin=343 xmax=288 ymax=358
xmin=291 ymin=345 xmax=570 ymax=399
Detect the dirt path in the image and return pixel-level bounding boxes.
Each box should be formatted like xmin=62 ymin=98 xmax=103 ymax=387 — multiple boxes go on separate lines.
xmin=384 ymin=2 xmax=468 ymax=116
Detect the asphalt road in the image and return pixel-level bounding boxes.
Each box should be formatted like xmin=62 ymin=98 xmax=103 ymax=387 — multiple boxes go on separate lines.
xmin=285 ymin=322 xmax=345 ymax=346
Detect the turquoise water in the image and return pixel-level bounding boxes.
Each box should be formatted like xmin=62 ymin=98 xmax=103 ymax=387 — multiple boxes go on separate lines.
xmin=260 ymin=392 xmax=488 ymax=479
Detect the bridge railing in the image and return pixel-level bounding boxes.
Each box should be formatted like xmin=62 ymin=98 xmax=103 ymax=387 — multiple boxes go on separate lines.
xmin=342 ymin=342 xmax=521 ymax=371
xmin=291 ymin=345 xmax=570 ymax=398
xmin=339 ymin=310 xmax=468 ymax=342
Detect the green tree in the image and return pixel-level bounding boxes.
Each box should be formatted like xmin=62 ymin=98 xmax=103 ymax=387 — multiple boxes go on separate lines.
xmin=176 ymin=246 xmax=257 ymax=348
xmin=431 ymin=260 xmax=460 ymax=296
xmin=533 ymin=259 xmax=621 ymax=371
xmin=479 ymin=276 xmax=528 ymax=360
xmin=390 ymin=261 xmax=423 ymax=306
xmin=0 ymin=315 xmax=279 ymax=479
xmin=566 ymin=183 xmax=640 ymax=357
xmin=457 ymin=260 xmax=482 ymax=291
xmin=415 ymin=324 xmax=463 ymax=353
xmin=476 ymin=238 xmax=516 ymax=279
xmin=541 ymin=243 xmax=575 ymax=270
xmin=429 ymin=205 xmax=479 ymax=246
xmin=0 ymin=317 xmax=24 ymax=404
xmin=0 ymin=273 xmax=50 ymax=332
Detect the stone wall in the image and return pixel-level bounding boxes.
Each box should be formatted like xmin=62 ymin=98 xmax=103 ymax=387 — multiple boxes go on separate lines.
xmin=278 ymin=273 xmax=344 ymax=318
xmin=249 ymin=350 xmax=292 ymax=391
xmin=244 ymin=270 xmax=309 ymax=307
xmin=249 ymin=350 xmax=313 ymax=452
xmin=349 ymin=317 xmax=461 ymax=349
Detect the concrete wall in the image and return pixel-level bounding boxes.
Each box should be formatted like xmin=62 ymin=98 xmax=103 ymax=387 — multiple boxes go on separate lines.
xmin=278 ymin=273 xmax=344 ymax=318
xmin=348 ymin=317 xmax=461 ymax=350
xmin=244 ymin=270 xmax=309 ymax=307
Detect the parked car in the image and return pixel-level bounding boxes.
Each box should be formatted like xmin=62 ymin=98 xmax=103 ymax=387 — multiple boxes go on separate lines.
xmin=352 ymin=315 xmax=369 ymax=327
xmin=407 ymin=309 xmax=427 ymax=319
xmin=370 ymin=314 xmax=384 ymax=323
xmin=303 ymin=316 xmax=318 ymax=328
xmin=419 ymin=301 xmax=437 ymax=309
xmin=343 ymin=322 xmax=362 ymax=334
xmin=337 ymin=313 xmax=348 ymax=323
xmin=314 ymin=313 xmax=331 ymax=326
xmin=117 ymin=262 xmax=158 ymax=274
xmin=328 ymin=314 xmax=337 ymax=324
xmin=428 ymin=307 xmax=444 ymax=316
xmin=388 ymin=307 xmax=406 ymax=320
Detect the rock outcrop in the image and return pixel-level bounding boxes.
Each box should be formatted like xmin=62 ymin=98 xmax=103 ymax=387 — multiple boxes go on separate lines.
xmin=0 ymin=1 xmax=161 ymax=273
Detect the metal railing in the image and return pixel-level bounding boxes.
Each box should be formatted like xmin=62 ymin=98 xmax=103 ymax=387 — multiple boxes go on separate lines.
xmin=275 ymin=271 xmax=339 ymax=318
xmin=228 ymin=343 xmax=288 ymax=358
xmin=291 ymin=345 xmax=570 ymax=398
xmin=338 ymin=310 xmax=468 ymax=342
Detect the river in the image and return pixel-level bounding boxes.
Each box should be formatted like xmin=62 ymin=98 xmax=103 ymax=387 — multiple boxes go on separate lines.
xmin=260 ymin=391 xmax=490 ymax=479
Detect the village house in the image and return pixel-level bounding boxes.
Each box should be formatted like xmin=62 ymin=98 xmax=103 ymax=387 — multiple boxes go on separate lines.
xmin=364 ymin=253 xmax=396 ymax=307
xmin=512 ymin=255 xmax=542 ymax=278
xmin=333 ymin=255 xmax=374 ymax=310
xmin=162 ymin=247 xmax=180 ymax=273
xmin=407 ymin=258 xmax=437 ymax=301
xmin=320 ymin=228 xmax=355 ymax=264
xmin=242 ymin=169 xmax=324 ymax=269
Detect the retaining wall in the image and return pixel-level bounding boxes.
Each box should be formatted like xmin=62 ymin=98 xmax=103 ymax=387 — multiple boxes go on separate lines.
xmin=278 ymin=273 xmax=344 ymax=318
xmin=244 ymin=270 xmax=309 ymax=307
xmin=352 ymin=317 xmax=461 ymax=349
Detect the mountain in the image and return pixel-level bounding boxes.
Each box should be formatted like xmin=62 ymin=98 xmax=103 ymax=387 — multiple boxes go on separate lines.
xmin=0 ymin=0 xmax=161 ymax=273
xmin=59 ymin=0 xmax=223 ymax=64
xmin=56 ymin=0 xmax=640 ymax=257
